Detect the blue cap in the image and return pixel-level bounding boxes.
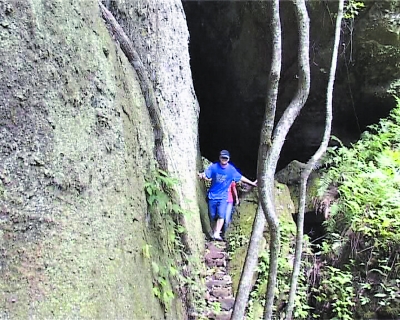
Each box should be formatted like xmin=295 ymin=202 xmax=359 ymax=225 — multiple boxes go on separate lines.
xmin=220 ymin=150 xmax=230 ymax=158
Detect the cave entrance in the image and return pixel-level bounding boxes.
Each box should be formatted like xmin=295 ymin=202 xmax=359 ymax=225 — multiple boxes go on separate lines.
xmin=182 ymin=1 xmax=396 ymax=251
xmin=183 ymin=0 xmax=396 ymax=182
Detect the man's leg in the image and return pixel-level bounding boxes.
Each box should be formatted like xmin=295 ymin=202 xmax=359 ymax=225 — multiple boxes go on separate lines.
xmin=213 ymin=201 xmax=228 ymax=240
xmin=208 ymin=200 xmax=218 ymax=237
xmin=214 ymin=218 xmax=224 ymax=236
xmin=223 ymin=202 xmax=234 ymax=234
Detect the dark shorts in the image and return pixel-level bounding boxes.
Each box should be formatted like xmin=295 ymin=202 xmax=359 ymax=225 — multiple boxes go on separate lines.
xmin=208 ymin=199 xmax=228 ymax=220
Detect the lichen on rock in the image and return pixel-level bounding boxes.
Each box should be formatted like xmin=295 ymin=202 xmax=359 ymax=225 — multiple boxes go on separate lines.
xmin=0 ymin=0 xmax=202 ymax=319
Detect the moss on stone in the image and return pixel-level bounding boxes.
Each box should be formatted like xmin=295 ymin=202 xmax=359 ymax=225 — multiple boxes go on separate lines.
xmin=227 ymin=182 xmax=297 ymax=298
xmin=0 ymin=1 xmax=188 ymax=319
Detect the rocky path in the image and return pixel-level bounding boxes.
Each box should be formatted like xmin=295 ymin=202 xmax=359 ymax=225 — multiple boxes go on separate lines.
xmin=203 ymin=240 xmax=235 ymax=320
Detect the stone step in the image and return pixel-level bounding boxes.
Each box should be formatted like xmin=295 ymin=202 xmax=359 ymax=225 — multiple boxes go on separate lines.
xmin=210 ymin=286 xmax=232 ymax=299
xmin=206 ymin=242 xmax=227 ymax=251
xmin=212 ymin=270 xmax=227 ymax=280
xmin=205 ymin=278 xmax=232 ymax=288
xmin=208 ymin=310 xmax=233 ymax=320
xmin=219 ymin=297 xmax=235 ymax=311
xmin=205 ymin=250 xmax=226 ymax=260
xmin=202 ymin=239 xmax=234 ymax=320
xmin=205 ymin=258 xmax=226 ymax=267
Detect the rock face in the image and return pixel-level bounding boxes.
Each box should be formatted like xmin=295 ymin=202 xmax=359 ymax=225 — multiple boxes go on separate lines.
xmin=108 ymin=0 xmax=206 ymax=255
xmin=184 ymin=0 xmax=400 ymax=176
xmin=0 ymin=0 xmax=202 ymax=318
xmin=1 ymin=0 xmax=399 ymax=317
xmin=351 ymin=1 xmax=400 ymax=124
xmin=227 ymin=182 xmax=296 ymax=295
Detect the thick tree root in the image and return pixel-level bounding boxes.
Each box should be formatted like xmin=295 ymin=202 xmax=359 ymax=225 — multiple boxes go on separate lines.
xmin=98 ymin=1 xmax=167 ymax=171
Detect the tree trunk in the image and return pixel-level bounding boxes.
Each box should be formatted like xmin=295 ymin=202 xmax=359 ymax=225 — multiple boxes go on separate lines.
xmin=231 ymin=0 xmax=282 ymax=318
xmin=285 ymin=1 xmax=344 ymax=318
xmin=260 ymin=0 xmax=310 ymax=318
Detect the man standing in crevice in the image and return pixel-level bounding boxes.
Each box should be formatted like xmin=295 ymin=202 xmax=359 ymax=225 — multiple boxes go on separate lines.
xmin=198 ymin=150 xmax=257 ymax=241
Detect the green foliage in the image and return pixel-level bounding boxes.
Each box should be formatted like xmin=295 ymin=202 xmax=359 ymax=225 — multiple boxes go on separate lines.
xmin=144 ymin=169 xmax=179 ymax=213
xmin=319 ymin=99 xmax=400 ymax=244
xmin=144 ymin=169 xmax=187 ymax=252
xmin=209 ymin=301 xmax=222 ymax=313
xmin=245 ymin=222 xmax=310 ymax=319
xmin=313 ymin=266 xmax=355 ymax=320
xmin=178 ymin=256 xmax=208 ymax=315
xmin=343 ymin=0 xmax=365 ymax=19
xmin=151 ymin=260 xmax=175 ymax=309
xmin=316 ymin=98 xmax=400 ymax=317
xmin=226 ymin=227 xmax=248 ymax=254
xmin=143 ymin=168 xmax=189 ymax=309
xmin=246 ymin=250 xmax=269 ymax=320
xmin=143 ymin=243 xmax=205 ymax=313
xmin=143 ymin=168 xmax=208 ymax=316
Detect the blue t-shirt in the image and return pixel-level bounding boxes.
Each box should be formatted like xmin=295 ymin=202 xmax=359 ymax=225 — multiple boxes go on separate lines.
xmin=205 ymin=163 xmax=242 ymax=200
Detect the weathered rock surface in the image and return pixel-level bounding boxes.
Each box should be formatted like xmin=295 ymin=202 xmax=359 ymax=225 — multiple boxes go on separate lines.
xmin=0 ymin=0 xmax=203 ymax=318
xmin=227 ymin=183 xmax=296 ymax=297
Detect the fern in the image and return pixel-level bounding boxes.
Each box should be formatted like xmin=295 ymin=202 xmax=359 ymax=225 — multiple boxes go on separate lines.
xmin=313 ymin=98 xmax=400 ymax=318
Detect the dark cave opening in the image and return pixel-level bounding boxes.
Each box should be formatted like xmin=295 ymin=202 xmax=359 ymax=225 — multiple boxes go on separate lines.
xmin=182 ymin=3 xmax=399 ymax=318
xmin=293 ymin=211 xmax=326 ymax=247
xmin=183 ymin=1 xmax=396 ymax=182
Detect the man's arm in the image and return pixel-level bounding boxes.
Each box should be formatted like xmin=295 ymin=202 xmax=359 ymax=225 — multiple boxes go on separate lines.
xmin=240 ymin=176 xmax=257 ymax=187
xmin=198 ymin=165 xmax=213 ymax=181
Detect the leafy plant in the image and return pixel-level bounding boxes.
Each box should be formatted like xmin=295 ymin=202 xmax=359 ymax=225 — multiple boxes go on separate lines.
xmin=313 ymin=266 xmax=355 ymax=320
xmin=315 ymin=97 xmax=400 ymax=317
xmin=144 ymin=168 xmax=179 ymax=213
xmin=343 ymin=0 xmax=365 ymax=19
xmin=144 ymin=169 xmax=187 ymax=252
xmin=226 ymin=227 xmax=248 ymax=254
xmin=143 ymin=169 xmax=190 ymax=310
xmin=143 ymin=168 xmax=210 ymax=317
xmin=151 ymin=261 xmax=175 ymax=309
xmin=244 ymin=220 xmax=311 ymax=319
xmin=209 ymin=301 xmax=222 ymax=313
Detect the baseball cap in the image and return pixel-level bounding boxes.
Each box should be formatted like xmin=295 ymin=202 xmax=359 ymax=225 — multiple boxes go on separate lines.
xmin=220 ymin=150 xmax=230 ymax=158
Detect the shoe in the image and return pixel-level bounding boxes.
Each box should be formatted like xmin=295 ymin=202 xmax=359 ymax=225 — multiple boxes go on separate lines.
xmin=212 ymin=232 xmax=223 ymax=241
xmin=208 ymin=231 xmax=215 ymax=240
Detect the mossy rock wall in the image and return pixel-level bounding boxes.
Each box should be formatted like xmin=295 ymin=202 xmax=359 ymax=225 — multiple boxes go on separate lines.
xmin=109 ymin=0 xmax=206 ymax=255
xmin=354 ymin=1 xmax=400 ymax=97
xmin=275 ymin=160 xmax=320 ymax=213
xmin=0 ymin=0 xmax=201 ymax=318
xmin=227 ymin=182 xmax=296 ymax=295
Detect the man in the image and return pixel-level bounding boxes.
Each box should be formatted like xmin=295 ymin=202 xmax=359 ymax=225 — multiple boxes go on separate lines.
xmin=198 ymin=150 xmax=257 ymax=240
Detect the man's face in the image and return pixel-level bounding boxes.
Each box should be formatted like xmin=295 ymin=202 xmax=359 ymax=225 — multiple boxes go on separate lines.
xmin=219 ymin=156 xmax=229 ymax=165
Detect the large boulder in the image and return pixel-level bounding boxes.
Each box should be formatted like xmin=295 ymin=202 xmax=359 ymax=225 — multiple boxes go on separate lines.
xmin=0 ymin=0 xmax=202 ymax=318
xmin=226 ymin=182 xmax=296 ymax=295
